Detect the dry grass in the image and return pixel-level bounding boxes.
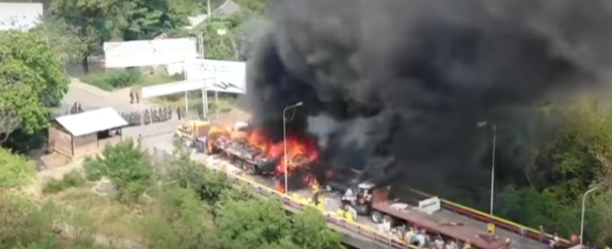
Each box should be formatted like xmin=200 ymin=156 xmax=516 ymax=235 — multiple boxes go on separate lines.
xmin=47 ymin=187 xmax=140 ymax=239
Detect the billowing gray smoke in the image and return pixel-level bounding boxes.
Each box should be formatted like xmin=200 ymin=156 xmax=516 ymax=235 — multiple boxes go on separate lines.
xmin=246 ymin=0 xmax=612 ymax=194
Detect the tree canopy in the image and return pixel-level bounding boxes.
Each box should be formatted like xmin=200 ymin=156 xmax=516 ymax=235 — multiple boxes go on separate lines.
xmin=45 ymin=0 xmax=200 ymax=72
xmin=0 ymin=31 xmax=70 ymax=138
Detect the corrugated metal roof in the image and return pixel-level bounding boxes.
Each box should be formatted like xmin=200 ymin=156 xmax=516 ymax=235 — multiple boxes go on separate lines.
xmin=54 ymin=108 xmax=128 ymax=136
xmin=0 ymin=3 xmax=43 ymax=31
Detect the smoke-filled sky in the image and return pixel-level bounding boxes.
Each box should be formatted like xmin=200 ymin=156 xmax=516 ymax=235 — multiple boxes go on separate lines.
xmin=246 ymin=0 xmax=612 ymax=193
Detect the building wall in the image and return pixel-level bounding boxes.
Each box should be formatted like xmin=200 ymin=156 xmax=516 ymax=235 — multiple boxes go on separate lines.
xmin=48 ymin=124 xmax=73 ymax=157
xmin=73 ymin=133 xmax=98 ymax=158
xmin=98 ymin=136 xmax=122 ymax=149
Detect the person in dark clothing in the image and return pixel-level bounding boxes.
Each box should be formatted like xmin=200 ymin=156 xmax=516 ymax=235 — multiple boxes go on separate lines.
xmin=176 ymin=106 xmax=182 ymax=120
xmin=76 ymin=102 xmax=83 ymax=113
xmin=70 ymin=103 xmax=77 ymax=114
xmin=130 ymin=92 xmax=134 ymax=104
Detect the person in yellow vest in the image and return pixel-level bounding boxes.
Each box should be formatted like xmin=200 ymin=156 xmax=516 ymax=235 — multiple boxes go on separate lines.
xmin=463 ymin=240 xmax=472 ymax=249
xmin=404 ymin=228 xmax=414 ymax=244
xmin=311 ymin=181 xmax=321 ymax=206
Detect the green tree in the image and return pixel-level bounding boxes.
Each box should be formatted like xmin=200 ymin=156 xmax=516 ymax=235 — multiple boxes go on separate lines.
xmin=496 ymin=99 xmax=612 ymax=244
xmin=83 ymin=139 xmax=152 ymax=203
xmin=291 ymin=209 xmax=343 ymax=249
xmin=215 ymin=198 xmax=292 ymax=249
xmin=0 ymin=31 xmax=70 ymax=136
xmin=114 ymin=0 xmax=197 ymax=41
xmin=198 ymin=20 xmax=239 ymax=60
xmin=47 ymin=0 xmax=117 ymax=73
xmin=34 ymin=16 xmax=82 ymax=66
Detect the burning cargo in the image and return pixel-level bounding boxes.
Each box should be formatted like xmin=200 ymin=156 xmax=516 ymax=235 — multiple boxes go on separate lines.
xmin=204 ymin=121 xmax=321 ymax=191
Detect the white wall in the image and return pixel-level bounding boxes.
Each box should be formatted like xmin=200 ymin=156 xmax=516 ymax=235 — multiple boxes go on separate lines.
xmin=103 ymin=38 xmax=198 ymax=68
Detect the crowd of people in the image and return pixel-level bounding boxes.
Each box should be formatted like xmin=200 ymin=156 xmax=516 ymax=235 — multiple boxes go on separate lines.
xmin=378 ymin=221 xmax=480 ymax=249
xmin=118 ymin=107 xmax=176 ymax=126
xmin=57 ymin=102 xmax=189 ymax=127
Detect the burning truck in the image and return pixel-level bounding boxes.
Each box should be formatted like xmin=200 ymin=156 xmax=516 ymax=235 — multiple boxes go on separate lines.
xmin=174 ymin=119 xmax=322 ymax=192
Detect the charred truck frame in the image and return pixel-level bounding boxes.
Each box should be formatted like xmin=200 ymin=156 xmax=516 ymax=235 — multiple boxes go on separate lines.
xmin=205 ymin=124 xmax=313 ymax=177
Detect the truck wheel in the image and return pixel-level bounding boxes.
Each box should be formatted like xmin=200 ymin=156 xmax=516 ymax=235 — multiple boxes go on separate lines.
xmin=342 ymin=203 xmax=350 ymax=211
xmin=245 ymin=163 xmax=257 ymax=175
xmin=234 ymin=160 xmax=243 ymax=169
xmin=371 ymin=211 xmax=383 ymax=223
xmin=382 ymin=215 xmax=395 ymax=225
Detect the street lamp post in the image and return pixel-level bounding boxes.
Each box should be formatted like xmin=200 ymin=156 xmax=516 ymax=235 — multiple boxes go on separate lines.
xmin=580 ymin=183 xmax=607 ymax=246
xmin=283 ymin=102 xmax=303 ymax=195
xmin=477 ymin=121 xmax=497 ymax=216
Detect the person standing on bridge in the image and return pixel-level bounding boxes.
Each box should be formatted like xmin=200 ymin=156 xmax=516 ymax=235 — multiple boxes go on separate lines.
xmin=463 ymin=240 xmax=471 ymax=249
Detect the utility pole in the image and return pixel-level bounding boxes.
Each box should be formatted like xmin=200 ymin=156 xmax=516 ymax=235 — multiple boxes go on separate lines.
xmin=207 ymin=0 xmax=211 ymax=17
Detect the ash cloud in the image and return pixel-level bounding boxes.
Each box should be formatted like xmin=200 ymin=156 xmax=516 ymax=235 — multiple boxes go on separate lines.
xmin=246 ymin=0 xmax=612 ymax=194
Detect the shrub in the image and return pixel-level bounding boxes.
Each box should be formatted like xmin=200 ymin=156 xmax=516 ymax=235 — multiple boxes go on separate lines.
xmin=42 ymin=170 xmax=86 ymax=194
xmin=83 ymin=70 xmax=141 ymax=90
xmin=0 ymin=148 xmax=35 ymax=188
xmin=83 ymin=140 xmax=152 ymax=203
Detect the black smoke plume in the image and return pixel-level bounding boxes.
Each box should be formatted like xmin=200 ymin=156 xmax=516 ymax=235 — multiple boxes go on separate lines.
xmin=246 ymin=0 xmax=612 ymax=195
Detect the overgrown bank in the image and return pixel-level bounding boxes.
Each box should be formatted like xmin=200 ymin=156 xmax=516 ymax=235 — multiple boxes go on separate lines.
xmin=1 ymin=140 xmax=344 ymax=249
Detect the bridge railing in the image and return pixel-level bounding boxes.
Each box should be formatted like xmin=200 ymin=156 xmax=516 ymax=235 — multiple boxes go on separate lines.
xmin=408 ymin=188 xmax=573 ymax=247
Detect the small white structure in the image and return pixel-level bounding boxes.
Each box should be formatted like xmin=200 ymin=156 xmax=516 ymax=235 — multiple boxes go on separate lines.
xmin=48 ymin=108 xmax=128 ymax=158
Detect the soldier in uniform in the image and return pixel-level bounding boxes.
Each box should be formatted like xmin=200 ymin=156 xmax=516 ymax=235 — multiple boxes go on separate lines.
xmin=159 ymin=108 xmax=165 ymax=121
xmin=152 ymin=109 xmax=159 ymax=123
xmin=144 ymin=109 xmax=150 ymax=125
xmin=167 ymin=106 xmax=173 ymax=119
xmin=176 ymin=106 xmax=182 ymax=120
xmin=129 ymin=92 xmax=134 ymax=104
xmin=70 ymin=102 xmax=77 ymax=114
xmin=311 ymin=181 xmax=321 ymax=206
xmin=75 ymin=102 xmax=83 ymax=113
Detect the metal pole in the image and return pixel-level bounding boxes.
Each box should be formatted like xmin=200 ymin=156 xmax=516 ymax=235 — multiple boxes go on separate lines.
xmin=207 ymin=0 xmax=211 ymax=17
xmin=202 ymin=88 xmax=208 ymax=120
xmin=200 ymin=33 xmax=205 ymax=58
xmin=282 ymin=102 xmax=303 ymax=195
xmin=580 ymin=187 xmax=601 ymax=246
xmin=184 ymin=61 xmax=189 ymax=119
xmin=490 ymin=124 xmax=497 ymax=216
xmin=185 ymin=91 xmax=189 ymax=118
xmin=283 ymin=112 xmax=288 ymax=194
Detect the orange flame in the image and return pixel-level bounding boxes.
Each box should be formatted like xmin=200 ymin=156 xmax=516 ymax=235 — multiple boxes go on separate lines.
xmin=215 ymin=124 xmax=321 ymax=191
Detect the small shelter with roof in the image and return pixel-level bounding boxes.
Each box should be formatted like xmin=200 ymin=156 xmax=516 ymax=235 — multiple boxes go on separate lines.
xmin=48 ymin=107 xmax=128 ymax=158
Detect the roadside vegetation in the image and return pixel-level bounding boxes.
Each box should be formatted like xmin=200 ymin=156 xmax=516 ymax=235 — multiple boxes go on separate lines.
xmin=81 ymin=71 xmax=182 ymax=91
xmin=1 ymin=140 xmax=344 ymax=249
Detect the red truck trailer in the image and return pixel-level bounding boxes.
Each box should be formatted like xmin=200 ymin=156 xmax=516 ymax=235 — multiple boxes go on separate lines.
xmin=340 ymin=182 xmax=512 ymax=249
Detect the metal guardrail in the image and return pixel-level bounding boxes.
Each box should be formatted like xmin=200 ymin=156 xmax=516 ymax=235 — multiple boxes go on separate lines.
xmin=207 ymin=162 xmax=416 ymax=249
xmin=407 ymin=188 xmax=572 ymax=246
